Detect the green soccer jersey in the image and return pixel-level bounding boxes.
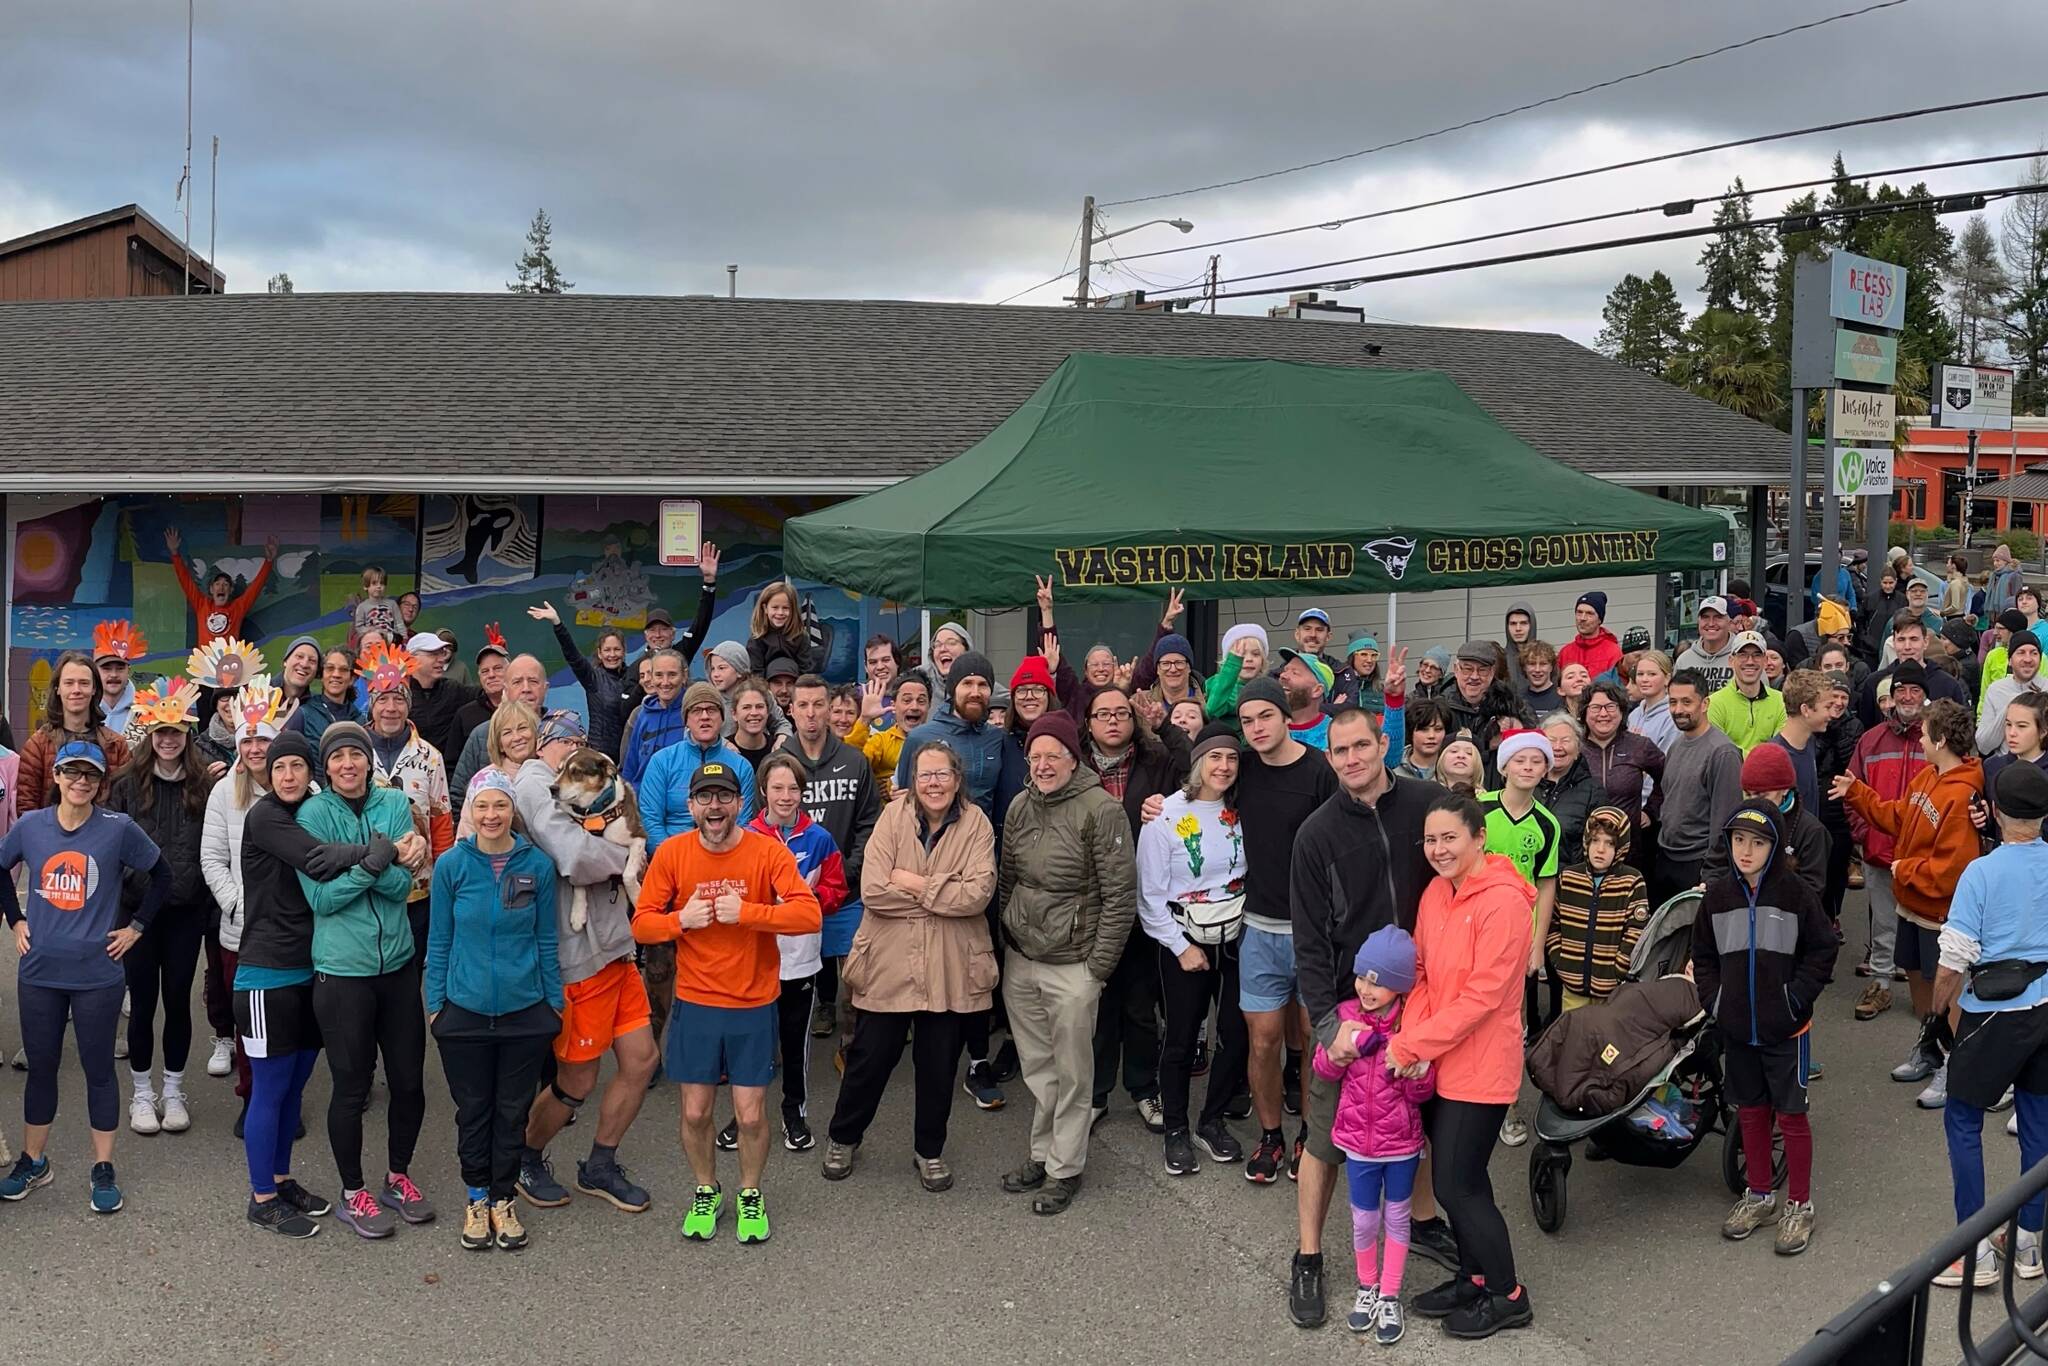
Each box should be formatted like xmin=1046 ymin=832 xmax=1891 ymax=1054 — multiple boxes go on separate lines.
xmin=1478 ymin=789 xmax=1561 ymax=888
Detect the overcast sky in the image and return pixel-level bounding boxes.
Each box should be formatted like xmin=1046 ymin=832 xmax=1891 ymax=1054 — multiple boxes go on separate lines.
xmin=2 ymin=0 xmax=2042 ymax=343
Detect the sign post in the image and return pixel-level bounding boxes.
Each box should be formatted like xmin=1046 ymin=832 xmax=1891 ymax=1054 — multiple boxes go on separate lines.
xmin=1933 ymin=363 xmax=2015 ymax=547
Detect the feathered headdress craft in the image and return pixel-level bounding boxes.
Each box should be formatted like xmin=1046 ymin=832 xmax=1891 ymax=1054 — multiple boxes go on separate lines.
xmin=91 ymin=619 xmax=148 ymax=663
xmin=476 ymin=622 xmax=509 ymax=661
xmin=132 ymin=678 xmax=199 ymax=732
xmin=235 ymin=674 xmax=295 ymax=741
xmin=187 ymin=637 xmax=265 ymax=690
xmin=356 ymin=639 xmax=418 ymax=696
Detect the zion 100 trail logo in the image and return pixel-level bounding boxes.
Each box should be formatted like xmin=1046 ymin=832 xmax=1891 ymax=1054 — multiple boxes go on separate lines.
xmin=37 ymin=851 xmax=96 ymax=912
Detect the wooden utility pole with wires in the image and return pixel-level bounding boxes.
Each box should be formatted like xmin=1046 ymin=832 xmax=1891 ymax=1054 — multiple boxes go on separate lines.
xmin=1205 ymin=254 xmax=1219 ymax=312
xmin=1071 ymin=196 xmax=1096 ymax=307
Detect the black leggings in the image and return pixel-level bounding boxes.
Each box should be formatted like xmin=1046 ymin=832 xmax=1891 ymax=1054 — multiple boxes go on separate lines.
xmin=1426 ymin=1098 xmax=1518 ymax=1292
xmin=19 ymin=982 xmax=124 ymax=1131
xmin=1092 ymin=933 xmax=1161 ymax=1107
xmin=829 ymin=1009 xmax=968 ymax=1159
xmin=777 ymin=974 xmax=816 ymax=1121
xmin=125 ymin=903 xmax=204 ymax=1073
xmin=1154 ymin=939 xmax=1248 ymax=1132
xmin=1822 ymin=825 xmax=1853 ymax=924
xmin=313 ymin=963 xmax=428 ymax=1192
xmin=964 ymin=899 xmax=1007 ymax=1061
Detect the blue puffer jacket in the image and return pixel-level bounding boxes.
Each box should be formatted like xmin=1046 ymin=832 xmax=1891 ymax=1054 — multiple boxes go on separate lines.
xmin=637 ymin=735 xmax=759 ymax=847
xmin=424 ymin=834 xmax=563 ymax=1017
xmin=621 ymin=692 xmax=686 ymax=786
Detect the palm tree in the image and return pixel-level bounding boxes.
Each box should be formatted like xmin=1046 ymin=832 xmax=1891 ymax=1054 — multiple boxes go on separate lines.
xmin=1667 ymin=308 xmax=1786 ymax=421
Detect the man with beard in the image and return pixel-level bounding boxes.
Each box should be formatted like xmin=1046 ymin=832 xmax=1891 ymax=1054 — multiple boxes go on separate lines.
xmin=1278 ymin=650 xmax=1335 ymax=750
xmin=1847 ymin=665 xmax=1930 ymax=1020
xmin=1290 ymin=609 xmax=1344 ymax=675
xmin=1978 ymin=635 xmax=2046 ymax=758
xmin=1857 ymin=614 xmax=1968 ymax=730
xmin=1652 ymin=670 xmax=1743 ymax=907
xmin=785 ymin=675 xmax=880 ymax=1063
xmin=1675 ymin=596 xmax=1738 ymax=696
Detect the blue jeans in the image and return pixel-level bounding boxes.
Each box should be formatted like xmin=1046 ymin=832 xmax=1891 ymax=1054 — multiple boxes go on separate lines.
xmin=1945 ymin=1090 xmax=2048 ymax=1231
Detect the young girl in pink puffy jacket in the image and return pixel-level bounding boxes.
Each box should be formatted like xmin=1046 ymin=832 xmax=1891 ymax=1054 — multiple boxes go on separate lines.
xmin=1312 ymin=925 xmax=1435 ymax=1345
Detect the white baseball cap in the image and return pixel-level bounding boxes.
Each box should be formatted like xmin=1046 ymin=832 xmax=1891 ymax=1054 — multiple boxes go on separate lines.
xmin=405 ymin=631 xmax=449 ymax=654
xmin=1697 ymin=596 xmax=1730 ymax=617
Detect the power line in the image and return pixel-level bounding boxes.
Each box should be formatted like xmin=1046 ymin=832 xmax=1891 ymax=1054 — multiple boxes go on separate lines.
xmin=1102 ymin=0 xmax=1915 ymax=207
xmin=1148 ymin=181 xmax=2041 ymax=306
xmin=1204 ymin=149 xmax=2045 ymax=290
xmin=993 ymin=221 xmax=1084 ymax=305
xmin=1115 ymin=88 xmax=2048 ymax=265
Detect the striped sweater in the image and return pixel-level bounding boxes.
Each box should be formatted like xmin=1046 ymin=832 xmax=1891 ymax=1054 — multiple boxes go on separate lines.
xmin=1546 ymin=861 xmax=1651 ymax=1000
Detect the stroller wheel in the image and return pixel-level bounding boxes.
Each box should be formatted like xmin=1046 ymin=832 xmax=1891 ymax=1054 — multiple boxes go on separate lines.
xmin=1529 ymin=1147 xmax=1569 ymax=1234
xmin=1722 ymin=1120 xmax=1789 ymax=1196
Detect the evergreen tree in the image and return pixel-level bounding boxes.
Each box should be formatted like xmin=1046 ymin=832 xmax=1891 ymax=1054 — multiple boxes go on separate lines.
xmin=1866 ymin=181 xmax=1957 ymax=378
xmin=1948 ymin=215 xmax=2007 ymax=364
xmin=2002 ymin=162 xmax=2048 ymax=414
xmin=1698 ymin=179 xmax=1770 ymax=316
xmin=508 ymin=208 xmax=575 ymax=294
xmin=1668 ymin=308 xmax=1785 ymax=421
xmin=1595 ymin=270 xmax=1686 ymax=374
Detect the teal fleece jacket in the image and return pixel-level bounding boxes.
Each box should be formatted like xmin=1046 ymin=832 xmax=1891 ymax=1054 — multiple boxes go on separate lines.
xmin=424 ymin=835 xmax=563 ymax=1017
xmin=296 ymin=785 xmax=420 ymax=977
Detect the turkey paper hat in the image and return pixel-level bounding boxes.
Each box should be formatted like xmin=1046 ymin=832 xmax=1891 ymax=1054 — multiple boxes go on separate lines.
xmin=356 ymin=639 xmax=418 ymax=696
xmin=187 ymin=637 xmax=265 ymax=690
xmin=92 ymin=620 xmax=148 ymax=663
xmin=235 ymin=675 xmax=294 ymax=741
xmin=132 ymin=678 xmax=200 ymax=732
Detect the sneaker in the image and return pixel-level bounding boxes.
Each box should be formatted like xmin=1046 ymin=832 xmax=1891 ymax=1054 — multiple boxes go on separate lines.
xmin=716 ymin=1117 xmax=740 ymax=1151
xmin=1917 ymin=1064 xmax=1949 ymax=1109
xmin=1993 ymin=1086 xmax=2017 ymax=1113
xmin=913 ymin=1155 xmax=953 ymax=1192
xmin=1001 ymin=1159 xmax=1047 ymax=1193
xmin=1191 ymin=1043 xmax=1210 ymax=1078
xmin=1854 ymin=958 xmax=1874 ymax=978
xmin=337 ymin=1188 xmax=397 ymax=1239
xmin=159 ymin=1091 xmax=190 ymax=1133
xmin=206 ymin=1037 xmax=235 ymax=1077
xmin=1194 ymin=1118 xmax=1242 ymax=1164
xmin=490 ymin=1198 xmax=528 ymax=1251
xmin=682 ymin=1184 xmax=723 ymax=1240
xmin=1089 ymin=1103 xmax=1109 ymax=1132
xmin=1136 ymin=1096 xmax=1165 ymax=1133
xmin=1288 ymin=1252 xmax=1327 ymax=1328
xmin=734 ymin=1187 xmax=769 ymax=1244
xmin=380 ymin=1173 xmax=435 ymax=1224
xmin=1893 ymin=967 xmax=1910 ymax=982
xmin=783 ymin=1113 xmax=815 ymax=1152
xmin=1775 ymin=1199 xmax=1816 ymax=1255
xmin=1994 ymin=1227 xmax=2045 ymax=1279
xmin=1163 ymin=1128 xmax=1199 ymax=1177
xmin=1347 ymin=1285 xmax=1380 ymax=1333
xmin=1411 ymin=1216 xmax=1460 ymax=1271
xmin=8 ymin=1047 xmax=23 ymax=1070
xmin=248 ymin=1196 xmax=320 ymax=1239
xmin=89 ymin=1161 xmax=122 ymax=1214
xmin=274 ymin=1178 xmax=332 ymax=1218
xmin=1855 ymin=982 xmax=1892 ymax=1020
xmin=1499 ymin=1112 xmax=1531 ymax=1147
xmin=810 ymin=999 xmax=835 ymax=1038
xmin=1375 ymin=1297 xmax=1406 ymax=1345
xmin=575 ymin=1157 xmax=651 ymax=1213
xmin=1808 ymin=1058 xmax=1826 ymax=1082
xmin=962 ymin=1061 xmax=1005 ymax=1111
xmin=114 ymin=1035 xmax=127 ymax=1060
xmin=2012 ymin=1111 xmax=2023 ymax=1137
xmin=1245 ymin=1132 xmax=1285 ymax=1185
xmin=518 ymin=1152 xmax=570 ymax=1207
xmin=1721 ymin=1190 xmax=1780 ymax=1241
xmin=1891 ymin=1037 xmax=1940 ymax=1083
xmin=1283 ymin=1070 xmax=1303 ymax=1118
xmin=461 ymin=1198 xmax=492 ymax=1250
xmin=1935 ymin=1238 xmax=2000 ymax=1287
xmin=1444 ymin=1287 xmax=1535 ymax=1339
xmin=129 ymin=1091 xmax=161 ymax=1136
xmin=1414 ymin=1276 xmax=1486 ymax=1319
xmin=122 ymin=989 xmax=132 ymax=1016
xmin=1222 ymin=1088 xmax=1253 ymax=1120
xmin=822 ymin=1140 xmax=859 ymax=1181
xmin=991 ymin=1039 xmax=1021 ymax=1084
xmin=1288 ymin=1126 xmax=1306 ymax=1181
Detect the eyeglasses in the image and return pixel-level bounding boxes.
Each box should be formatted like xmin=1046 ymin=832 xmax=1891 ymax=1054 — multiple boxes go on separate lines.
xmin=1013 ymin=685 xmax=1050 ymax=700
xmin=691 ymin=790 xmax=739 ymax=805
xmin=915 ymin=771 xmax=953 ymax=784
xmin=1090 ymin=708 xmax=1133 ymax=722
xmin=56 ymin=768 xmax=99 ymax=782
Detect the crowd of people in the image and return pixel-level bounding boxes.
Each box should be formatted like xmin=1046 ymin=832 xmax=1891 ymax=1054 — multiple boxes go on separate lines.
xmin=4 ymin=534 xmax=2047 ymax=1344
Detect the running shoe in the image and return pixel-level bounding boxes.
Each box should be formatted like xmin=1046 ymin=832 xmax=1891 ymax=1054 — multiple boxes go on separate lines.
xmin=1222 ymin=1088 xmax=1253 ymax=1120
xmin=518 ymin=1151 xmax=570 ymax=1207
xmin=1994 ymin=1227 xmax=2044 ymax=1279
xmin=1162 ymin=1128 xmax=1199 ymax=1177
xmin=275 ymin=1179 xmax=333 ymax=1218
xmin=1411 ymin=1216 xmax=1460 ymax=1271
xmin=1283 ymin=1067 xmax=1303 ymax=1118
xmin=991 ymin=1038 xmax=1021 ymax=1084
xmin=1194 ymin=1119 xmax=1242 ymax=1163
xmin=963 ymin=1061 xmax=1005 ymax=1111
xmin=782 ymin=1114 xmax=815 ymax=1152
xmin=248 ymin=1196 xmax=320 ymax=1239
xmin=1347 ymin=1285 xmax=1380 ymax=1334
xmin=822 ymin=1140 xmax=859 ymax=1181
xmin=338 ymin=1188 xmax=397 ymax=1239
xmin=1499 ymin=1113 xmax=1531 ymax=1147
xmin=1245 ymin=1132 xmax=1285 ymax=1185
xmin=461 ymin=1198 xmax=492 ymax=1251
xmin=1288 ymin=1125 xmax=1307 ymax=1181
xmin=682 ymin=1184 xmax=723 ymax=1241
xmin=159 ymin=1091 xmax=191 ymax=1133
xmin=207 ymin=1037 xmax=235 ymax=1077
xmin=89 ymin=1162 xmax=122 ymax=1215
xmin=1288 ymin=1252 xmax=1326 ymax=1328
xmin=1136 ymin=1097 xmax=1165 ymax=1134
xmin=1936 ymin=1238 xmax=2001 ymax=1287
xmin=1721 ymin=1191 xmax=1780 ymax=1241
xmin=716 ymin=1117 xmax=740 ymax=1151
xmin=575 ymin=1157 xmax=651 ymax=1213
xmin=1374 ymin=1297 xmax=1406 ymax=1345
xmin=1775 ymin=1200 xmax=1816 ymax=1256
xmin=380 ymin=1173 xmax=435 ymax=1224
xmin=913 ymin=1156 xmax=953 ymax=1193
xmin=1917 ymin=1064 xmax=1949 ymax=1110
xmin=1443 ymin=1287 xmax=1534 ymax=1339
xmin=810 ymin=998 xmax=836 ymax=1038
xmin=734 ymin=1187 xmax=769 ymax=1244
xmin=491 ymin=1198 xmax=529 ymax=1251
xmin=129 ymin=1091 xmax=160 ymax=1136
xmin=0 ymin=1153 xmax=51 ymax=1201
xmin=1993 ymin=1086 xmax=2017 ymax=1113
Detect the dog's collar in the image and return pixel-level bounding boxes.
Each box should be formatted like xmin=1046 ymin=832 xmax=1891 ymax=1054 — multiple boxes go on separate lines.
xmin=579 ymin=779 xmax=621 ymax=832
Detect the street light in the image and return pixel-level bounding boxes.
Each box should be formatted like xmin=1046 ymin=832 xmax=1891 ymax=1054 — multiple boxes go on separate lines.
xmin=1072 ymin=196 xmax=1194 ymax=306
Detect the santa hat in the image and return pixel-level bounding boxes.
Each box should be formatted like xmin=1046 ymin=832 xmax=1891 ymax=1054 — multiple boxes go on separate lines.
xmin=1495 ymin=728 xmax=1554 ymax=770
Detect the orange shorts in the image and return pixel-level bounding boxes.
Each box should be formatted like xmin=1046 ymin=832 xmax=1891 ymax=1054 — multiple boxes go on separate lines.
xmin=553 ymin=958 xmax=652 ymax=1064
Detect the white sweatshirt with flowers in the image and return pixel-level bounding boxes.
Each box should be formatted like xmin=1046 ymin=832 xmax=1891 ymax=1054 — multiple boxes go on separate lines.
xmin=1135 ymin=793 xmax=1247 ymax=956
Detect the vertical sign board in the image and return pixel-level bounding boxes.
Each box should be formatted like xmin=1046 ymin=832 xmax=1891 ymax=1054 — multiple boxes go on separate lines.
xmin=1933 ymin=364 xmax=2015 ymax=431
xmin=657 ymin=499 xmax=704 ymax=566
xmin=1829 ymin=250 xmax=1907 ymax=331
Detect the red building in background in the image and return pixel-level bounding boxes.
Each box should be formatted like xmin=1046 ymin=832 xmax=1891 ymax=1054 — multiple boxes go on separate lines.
xmin=1892 ymin=417 xmax=2048 ymax=532
xmin=0 ymin=203 xmax=224 ymax=301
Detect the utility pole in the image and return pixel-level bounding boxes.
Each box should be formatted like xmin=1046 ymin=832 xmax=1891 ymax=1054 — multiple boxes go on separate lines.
xmin=1206 ymin=254 xmax=1219 ymax=313
xmin=1072 ymin=196 xmax=1095 ymax=308
xmin=180 ymin=0 xmax=193 ymax=295
xmin=1962 ymin=427 xmax=1980 ymax=547
xmin=208 ymin=134 xmax=218 ymax=294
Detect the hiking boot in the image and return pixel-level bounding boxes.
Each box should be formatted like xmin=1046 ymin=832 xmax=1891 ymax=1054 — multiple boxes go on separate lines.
xmin=1936 ymin=1237 xmax=2000 ymax=1287
xmin=461 ymin=1198 xmax=493 ymax=1250
xmin=1163 ymin=1128 xmax=1199 ymax=1177
xmin=1775 ymin=1201 xmax=1815 ymax=1256
xmin=1444 ymin=1287 xmax=1534 ymax=1339
xmin=1136 ymin=1096 xmax=1165 ymax=1133
xmin=1001 ymin=1159 xmax=1047 ymax=1193
xmin=716 ymin=1117 xmax=740 ymax=1151
xmin=338 ymin=1188 xmax=397 ymax=1238
xmin=682 ymin=1184 xmax=723 ymax=1240
xmin=810 ymin=998 xmax=835 ymax=1038
xmin=491 ymin=1198 xmax=529 ymax=1251
xmin=734 ymin=1187 xmax=770 ymax=1243
xmin=1194 ymin=1118 xmax=1242 ymax=1163
xmin=1855 ymin=982 xmax=1892 ymax=1020
xmin=275 ymin=1178 xmax=332 ymax=1218
xmin=575 ymin=1157 xmax=651 ymax=1213
xmin=518 ymin=1151 xmax=570 ymax=1207
xmin=380 ymin=1173 xmax=434 ymax=1223
xmin=1721 ymin=1190 xmax=1780 ymax=1241
xmin=1288 ymin=1252 xmax=1326 ymax=1328
xmin=913 ymin=1155 xmax=953 ymax=1192
xmin=822 ymin=1140 xmax=859 ymax=1181
xmin=1917 ymin=1063 xmax=1949 ymax=1109
xmin=1411 ymin=1216 xmax=1460 ymax=1271
xmin=1245 ymin=1132 xmax=1285 ymax=1185
xmin=1031 ymin=1174 xmax=1080 ymax=1216
xmin=1414 ymin=1276 xmax=1485 ymax=1319
xmin=962 ymin=1061 xmax=1005 ymax=1111
xmin=248 ymin=1196 xmax=320 ymax=1239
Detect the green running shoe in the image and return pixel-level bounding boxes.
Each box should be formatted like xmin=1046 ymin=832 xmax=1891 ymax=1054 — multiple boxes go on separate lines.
xmin=735 ymin=1187 xmax=770 ymax=1245
xmin=682 ymin=1184 xmax=722 ymax=1241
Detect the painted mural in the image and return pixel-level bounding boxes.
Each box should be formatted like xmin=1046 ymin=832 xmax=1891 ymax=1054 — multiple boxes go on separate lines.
xmin=8 ymin=492 xmax=879 ymax=731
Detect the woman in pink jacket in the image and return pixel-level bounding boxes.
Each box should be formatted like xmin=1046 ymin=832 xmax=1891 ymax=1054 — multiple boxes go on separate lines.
xmin=1388 ymin=792 xmax=1537 ymax=1342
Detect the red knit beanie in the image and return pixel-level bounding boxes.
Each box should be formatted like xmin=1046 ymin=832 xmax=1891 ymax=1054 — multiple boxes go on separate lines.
xmin=1739 ymin=742 xmax=1796 ymax=794
xmin=1010 ymin=656 xmax=1057 ymax=694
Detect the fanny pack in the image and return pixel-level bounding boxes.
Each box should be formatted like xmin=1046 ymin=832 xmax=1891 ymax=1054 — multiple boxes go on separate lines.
xmin=1170 ymin=887 xmax=1245 ymax=946
xmin=1971 ymin=959 xmax=2048 ymax=1002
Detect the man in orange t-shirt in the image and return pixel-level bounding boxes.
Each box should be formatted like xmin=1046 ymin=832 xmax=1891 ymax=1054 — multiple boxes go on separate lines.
xmin=633 ymin=760 xmax=820 ymax=1244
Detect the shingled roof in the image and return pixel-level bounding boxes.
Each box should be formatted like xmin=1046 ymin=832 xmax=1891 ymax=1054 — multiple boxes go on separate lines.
xmin=0 ymin=291 xmax=1788 ymax=493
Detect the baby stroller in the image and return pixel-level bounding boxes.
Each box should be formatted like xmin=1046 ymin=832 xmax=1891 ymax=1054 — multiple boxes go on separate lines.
xmin=1524 ymin=890 xmax=1786 ymax=1234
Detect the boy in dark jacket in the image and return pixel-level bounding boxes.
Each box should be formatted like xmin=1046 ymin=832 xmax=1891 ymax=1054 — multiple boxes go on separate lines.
xmin=1695 ymin=799 xmax=1838 ymax=1258
xmin=1703 ymin=744 xmax=1831 ymax=908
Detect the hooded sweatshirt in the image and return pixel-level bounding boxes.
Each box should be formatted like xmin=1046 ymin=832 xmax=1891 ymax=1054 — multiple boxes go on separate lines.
xmin=1558 ymin=625 xmax=1623 ymax=680
xmin=1694 ymin=835 xmax=1836 ymax=1047
xmin=1387 ymin=853 xmax=1536 ymax=1104
xmin=1843 ymin=755 xmax=1984 ymax=927
xmin=511 ymin=757 xmax=636 ymax=988
xmin=1502 ymin=601 xmax=1538 ymax=693
xmin=424 ymin=833 xmax=563 ymax=1017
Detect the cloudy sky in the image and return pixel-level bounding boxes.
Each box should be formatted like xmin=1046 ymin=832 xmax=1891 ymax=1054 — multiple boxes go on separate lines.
xmin=3 ymin=0 xmax=2043 ymax=343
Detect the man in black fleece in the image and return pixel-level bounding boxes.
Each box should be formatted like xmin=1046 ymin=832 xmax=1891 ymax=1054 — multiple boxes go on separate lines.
xmin=1285 ymin=706 xmax=1451 ymax=1328
xmin=789 ymin=675 xmax=882 ymax=1051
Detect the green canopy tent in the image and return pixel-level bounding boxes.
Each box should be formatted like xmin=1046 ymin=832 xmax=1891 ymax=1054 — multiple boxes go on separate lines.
xmin=783 ymin=353 xmax=1729 ymax=607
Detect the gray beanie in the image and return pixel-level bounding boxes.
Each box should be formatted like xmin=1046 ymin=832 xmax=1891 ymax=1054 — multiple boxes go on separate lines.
xmin=284 ymin=634 xmax=323 ymax=663
xmin=320 ymin=720 xmax=372 ymax=767
xmin=933 ymin=621 xmax=974 ymax=652
xmin=709 ymin=640 xmax=751 ymax=677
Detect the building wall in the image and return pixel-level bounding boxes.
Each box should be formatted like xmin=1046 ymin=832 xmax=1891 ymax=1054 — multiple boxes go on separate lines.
xmin=1218 ymin=575 xmax=1655 ymax=660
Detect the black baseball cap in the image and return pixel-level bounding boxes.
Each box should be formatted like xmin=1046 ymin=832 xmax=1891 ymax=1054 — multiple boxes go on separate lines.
xmin=689 ymin=762 xmax=742 ymax=797
xmin=646 ymin=607 xmax=675 ymax=628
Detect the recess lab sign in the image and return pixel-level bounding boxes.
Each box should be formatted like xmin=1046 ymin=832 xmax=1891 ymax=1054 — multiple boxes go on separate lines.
xmin=1828 ymin=250 xmax=1907 ymax=331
